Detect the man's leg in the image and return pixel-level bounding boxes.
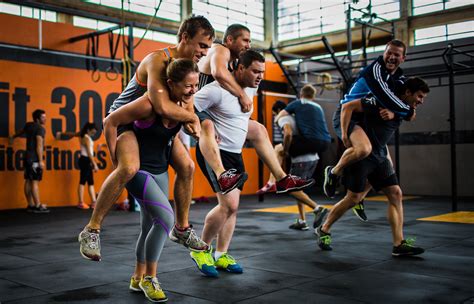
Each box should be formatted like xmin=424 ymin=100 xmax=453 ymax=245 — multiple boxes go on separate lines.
xmin=247 ymin=120 xmax=313 ymax=193
xmin=198 ymin=119 xmax=246 ymax=194
xmin=79 ymin=131 xmax=139 ymax=261
xmin=24 ymin=179 xmax=34 ymax=208
xmin=316 ymin=191 xmax=364 ymax=250
xmin=169 ymin=137 xmax=207 ymax=251
xmin=324 ymin=126 xmax=372 ymax=198
xmin=31 ymin=180 xmax=41 ymax=207
xmin=257 ymin=144 xmax=283 ymax=194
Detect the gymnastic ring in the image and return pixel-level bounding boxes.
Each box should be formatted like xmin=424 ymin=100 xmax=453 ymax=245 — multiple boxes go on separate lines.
xmin=91 ymin=69 xmax=101 ymax=82
xmin=106 ymin=66 xmax=120 ymax=81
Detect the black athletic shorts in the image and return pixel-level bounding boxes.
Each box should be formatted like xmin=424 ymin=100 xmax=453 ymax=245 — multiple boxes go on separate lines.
xmin=196 ymin=143 xmax=245 ymax=193
xmin=343 ymin=155 xmax=398 ymax=193
xmin=289 ymin=135 xmax=329 ymax=157
xmin=332 ymin=106 xmax=364 ymax=140
xmin=24 ymin=162 xmax=43 ymax=181
xmin=79 ymin=156 xmax=94 ymax=185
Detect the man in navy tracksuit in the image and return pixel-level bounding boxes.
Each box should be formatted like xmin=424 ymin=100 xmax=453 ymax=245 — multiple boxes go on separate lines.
xmin=324 ymin=39 xmax=413 ymax=221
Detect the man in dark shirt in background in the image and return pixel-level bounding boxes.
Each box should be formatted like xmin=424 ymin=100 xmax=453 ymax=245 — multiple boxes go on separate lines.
xmin=10 ymin=109 xmax=49 ymax=213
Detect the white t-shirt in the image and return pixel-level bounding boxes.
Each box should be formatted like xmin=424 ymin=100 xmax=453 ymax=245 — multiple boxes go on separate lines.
xmin=194 ymin=81 xmax=256 ymax=153
xmin=277 ymin=115 xmax=319 ymax=163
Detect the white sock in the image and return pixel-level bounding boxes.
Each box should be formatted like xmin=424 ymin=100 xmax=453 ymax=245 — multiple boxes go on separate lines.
xmin=215 ymin=251 xmax=225 ymax=260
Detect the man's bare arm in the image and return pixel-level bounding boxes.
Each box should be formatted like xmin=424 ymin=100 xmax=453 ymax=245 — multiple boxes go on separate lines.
xmin=211 ymin=46 xmax=252 ymax=112
xmin=36 ymin=135 xmax=44 ymax=169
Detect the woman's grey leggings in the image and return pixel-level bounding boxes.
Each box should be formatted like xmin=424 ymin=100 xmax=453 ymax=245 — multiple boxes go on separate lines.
xmin=126 ymin=170 xmax=175 ymax=264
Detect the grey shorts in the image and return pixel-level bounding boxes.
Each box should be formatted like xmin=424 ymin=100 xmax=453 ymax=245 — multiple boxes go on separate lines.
xmin=290 ymin=160 xmax=318 ymax=180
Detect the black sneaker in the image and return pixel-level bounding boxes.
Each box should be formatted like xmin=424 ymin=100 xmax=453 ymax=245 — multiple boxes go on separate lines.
xmin=26 ymin=205 xmax=35 ymax=213
xmin=315 ymin=226 xmax=332 ymax=251
xmin=289 ymin=219 xmax=309 ymax=231
xmin=33 ymin=205 xmax=50 ymax=213
xmin=312 ymin=206 xmax=329 ymax=228
xmin=323 ymin=166 xmax=340 ymax=198
xmin=392 ymin=239 xmax=424 ymax=257
xmin=352 ymin=200 xmax=368 ymax=222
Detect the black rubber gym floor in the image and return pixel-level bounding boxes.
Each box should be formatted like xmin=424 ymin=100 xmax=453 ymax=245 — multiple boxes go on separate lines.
xmin=1 ymin=194 xmax=473 ymax=303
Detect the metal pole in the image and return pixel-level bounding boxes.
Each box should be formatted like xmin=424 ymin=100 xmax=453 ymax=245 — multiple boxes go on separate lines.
xmin=346 ymin=4 xmax=352 ymax=81
xmin=257 ymin=90 xmax=264 ymax=202
xmin=447 ymin=46 xmax=458 ymax=211
xmin=38 ymin=9 xmax=42 ymax=51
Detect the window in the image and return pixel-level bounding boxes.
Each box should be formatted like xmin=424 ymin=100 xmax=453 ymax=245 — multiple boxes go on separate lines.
xmin=414 ymin=20 xmax=474 ymax=45
xmin=0 ymin=2 xmax=57 ymax=22
xmin=82 ymin=0 xmax=181 ymax=22
xmin=278 ymin=0 xmax=399 ymax=42
xmin=192 ymin=0 xmax=265 ymax=41
xmin=412 ymin=0 xmax=472 ymax=16
xmin=73 ymin=16 xmax=177 ymax=44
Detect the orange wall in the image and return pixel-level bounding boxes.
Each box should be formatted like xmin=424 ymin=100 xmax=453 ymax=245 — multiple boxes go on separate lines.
xmin=0 ymin=13 xmax=272 ymax=210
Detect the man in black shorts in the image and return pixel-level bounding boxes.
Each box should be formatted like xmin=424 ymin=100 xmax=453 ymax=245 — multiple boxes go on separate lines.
xmin=10 ymin=109 xmax=49 ymax=213
xmin=315 ymin=78 xmax=430 ymax=256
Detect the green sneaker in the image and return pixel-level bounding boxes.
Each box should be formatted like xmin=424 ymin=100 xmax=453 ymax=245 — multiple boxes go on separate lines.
xmin=352 ymin=200 xmax=368 ymax=222
xmin=139 ymin=276 xmax=168 ymax=302
xmin=315 ymin=226 xmax=332 ymax=251
xmin=215 ymin=253 xmax=243 ymax=273
xmin=190 ymin=246 xmax=218 ymax=277
xmin=129 ymin=276 xmax=141 ymax=292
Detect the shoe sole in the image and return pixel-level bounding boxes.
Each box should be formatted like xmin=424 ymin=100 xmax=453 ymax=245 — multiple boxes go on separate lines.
xmin=139 ymin=284 xmax=168 ymax=302
xmin=168 ymin=231 xmax=207 ymax=252
xmin=392 ymin=250 xmax=425 ymax=257
xmin=323 ymin=166 xmax=335 ymax=198
xmin=221 ymin=172 xmax=248 ymax=195
xmin=77 ymin=234 xmax=101 ymax=261
xmin=352 ymin=208 xmax=368 ymax=222
xmin=314 ymin=226 xmax=332 ymax=251
xmin=129 ymin=286 xmax=141 ymax=292
xmin=276 ymin=179 xmax=315 ymax=194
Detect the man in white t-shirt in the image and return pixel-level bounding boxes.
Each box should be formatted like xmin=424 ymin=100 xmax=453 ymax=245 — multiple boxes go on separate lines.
xmin=190 ymin=50 xmax=264 ymax=277
xmin=276 ymin=114 xmax=328 ymax=230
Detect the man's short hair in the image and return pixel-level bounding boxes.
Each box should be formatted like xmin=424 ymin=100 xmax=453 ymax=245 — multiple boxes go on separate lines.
xmin=177 ymin=15 xmax=215 ymax=42
xmin=272 ymin=100 xmax=287 ymax=113
xmin=238 ymin=50 xmax=265 ymax=68
xmin=386 ymin=39 xmax=407 ymax=56
xmin=223 ymin=24 xmax=250 ymax=43
xmin=404 ymin=77 xmax=430 ymax=94
xmin=32 ymin=109 xmax=45 ymax=121
xmin=300 ymin=84 xmax=316 ymax=99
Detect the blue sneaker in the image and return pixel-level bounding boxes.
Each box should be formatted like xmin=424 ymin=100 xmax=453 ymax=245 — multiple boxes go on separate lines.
xmin=190 ymin=246 xmax=218 ymax=277
xmin=215 ymin=253 xmax=243 ymax=273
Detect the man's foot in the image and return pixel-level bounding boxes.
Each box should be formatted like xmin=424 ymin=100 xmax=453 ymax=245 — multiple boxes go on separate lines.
xmin=218 ymin=169 xmax=248 ymax=195
xmin=190 ymin=246 xmax=218 ymax=277
xmin=215 ymin=253 xmax=243 ymax=273
xmin=315 ymin=226 xmax=332 ymax=251
xmin=256 ymin=182 xmax=276 ymax=195
xmin=139 ymin=276 xmax=168 ymax=302
xmin=77 ymin=203 xmax=90 ymax=210
xmin=352 ymin=200 xmax=368 ymax=222
xmin=312 ymin=206 xmax=329 ymax=229
xmin=129 ymin=276 xmax=141 ymax=292
xmin=323 ymin=166 xmax=340 ymax=198
xmin=276 ymin=175 xmax=314 ymax=194
xmin=169 ymin=225 xmax=208 ymax=251
xmin=78 ymin=227 xmax=101 ymax=261
xmin=289 ymin=219 xmax=309 ymax=231
xmin=392 ymin=239 xmax=425 ymax=257
xmin=33 ymin=205 xmax=50 ymax=213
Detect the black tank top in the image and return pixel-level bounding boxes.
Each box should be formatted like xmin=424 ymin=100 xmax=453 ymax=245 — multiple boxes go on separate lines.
xmin=133 ymin=115 xmax=181 ymax=174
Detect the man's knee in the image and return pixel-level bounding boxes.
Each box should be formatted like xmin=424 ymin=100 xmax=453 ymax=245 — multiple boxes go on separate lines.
xmin=248 ymin=120 xmax=267 ymax=140
xmin=385 ymin=186 xmax=403 ymax=202
xmin=175 ymin=156 xmax=195 ymax=178
xmin=116 ymin=164 xmax=139 ymax=183
xmin=201 ymin=119 xmax=215 ymax=134
xmin=355 ymin=144 xmax=372 ymax=159
xmin=345 ymin=191 xmax=364 ymax=207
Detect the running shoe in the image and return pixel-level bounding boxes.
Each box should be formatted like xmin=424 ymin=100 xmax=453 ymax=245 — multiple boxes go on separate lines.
xmin=323 ymin=166 xmax=340 ymax=198
xmin=276 ymin=175 xmax=314 ymax=193
xmin=215 ymin=253 xmax=243 ymax=273
xmin=218 ymin=169 xmax=248 ymax=195
xmin=312 ymin=206 xmax=329 ymax=229
xmin=139 ymin=276 xmax=168 ymax=302
xmin=78 ymin=227 xmax=101 ymax=261
xmin=352 ymin=200 xmax=368 ymax=222
xmin=289 ymin=219 xmax=309 ymax=231
xmin=129 ymin=276 xmax=141 ymax=292
xmin=190 ymin=246 xmax=218 ymax=277
xmin=315 ymin=225 xmax=332 ymax=251
xmin=392 ymin=239 xmax=425 ymax=257
xmin=169 ymin=225 xmax=208 ymax=251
